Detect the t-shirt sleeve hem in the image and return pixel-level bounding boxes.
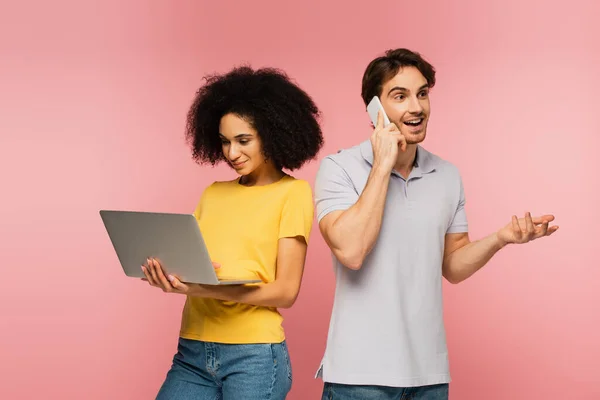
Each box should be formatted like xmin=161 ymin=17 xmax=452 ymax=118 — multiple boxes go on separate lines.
xmin=317 ymin=204 xmax=353 ymax=223
xmin=446 ymin=224 xmax=469 ymax=234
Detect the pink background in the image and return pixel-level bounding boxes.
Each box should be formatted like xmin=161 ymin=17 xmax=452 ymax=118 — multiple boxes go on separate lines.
xmin=1 ymin=0 xmax=599 ymax=398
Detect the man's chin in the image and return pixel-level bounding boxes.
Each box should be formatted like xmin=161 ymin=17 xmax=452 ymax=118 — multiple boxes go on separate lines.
xmin=404 ymin=132 xmax=426 ymax=145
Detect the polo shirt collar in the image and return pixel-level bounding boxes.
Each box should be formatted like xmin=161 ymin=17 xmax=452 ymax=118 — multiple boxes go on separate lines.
xmin=359 ymin=140 xmax=436 ymax=177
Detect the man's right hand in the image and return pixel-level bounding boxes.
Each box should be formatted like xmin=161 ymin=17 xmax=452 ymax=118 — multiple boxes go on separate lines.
xmin=370 ymin=110 xmax=407 ymax=172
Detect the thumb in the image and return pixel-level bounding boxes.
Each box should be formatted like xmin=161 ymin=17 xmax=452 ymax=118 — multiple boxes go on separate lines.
xmin=212 ymin=261 xmax=221 ymax=269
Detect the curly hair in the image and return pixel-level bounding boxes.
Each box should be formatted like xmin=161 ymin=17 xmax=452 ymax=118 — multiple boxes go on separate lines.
xmin=186 ymin=66 xmax=324 ymax=171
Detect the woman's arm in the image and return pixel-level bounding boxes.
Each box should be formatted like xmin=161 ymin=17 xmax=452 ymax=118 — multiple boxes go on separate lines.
xmin=193 ymin=236 xmax=307 ymax=308
xmin=143 ymin=235 xmax=308 ymax=309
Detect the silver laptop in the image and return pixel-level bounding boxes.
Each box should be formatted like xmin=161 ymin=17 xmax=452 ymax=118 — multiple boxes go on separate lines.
xmin=99 ymin=210 xmax=261 ymax=285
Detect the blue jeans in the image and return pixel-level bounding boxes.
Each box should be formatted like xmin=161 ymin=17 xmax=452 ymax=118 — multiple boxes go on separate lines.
xmin=322 ymin=382 xmax=449 ymax=400
xmin=156 ymin=338 xmax=292 ymax=400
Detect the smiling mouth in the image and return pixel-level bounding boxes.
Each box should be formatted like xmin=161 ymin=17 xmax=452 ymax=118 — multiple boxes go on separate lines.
xmin=231 ymin=160 xmax=246 ymax=167
xmin=403 ymin=118 xmax=424 ymax=127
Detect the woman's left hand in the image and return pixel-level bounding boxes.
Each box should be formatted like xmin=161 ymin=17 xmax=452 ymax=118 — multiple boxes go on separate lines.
xmin=141 ymin=258 xmax=205 ymax=296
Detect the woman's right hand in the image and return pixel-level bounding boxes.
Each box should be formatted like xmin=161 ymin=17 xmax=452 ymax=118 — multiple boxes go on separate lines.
xmin=141 ymin=258 xmax=221 ymax=293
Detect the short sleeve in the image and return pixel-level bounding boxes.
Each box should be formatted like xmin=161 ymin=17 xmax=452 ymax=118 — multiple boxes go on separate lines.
xmin=192 ymin=183 xmax=214 ymax=221
xmin=314 ymin=157 xmax=359 ymax=223
xmin=278 ymin=180 xmax=314 ymax=242
xmin=446 ymin=176 xmax=469 ymax=234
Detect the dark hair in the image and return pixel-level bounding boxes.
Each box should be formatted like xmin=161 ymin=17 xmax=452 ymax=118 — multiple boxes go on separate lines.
xmin=186 ymin=66 xmax=323 ymax=171
xmin=361 ymin=48 xmax=436 ymax=106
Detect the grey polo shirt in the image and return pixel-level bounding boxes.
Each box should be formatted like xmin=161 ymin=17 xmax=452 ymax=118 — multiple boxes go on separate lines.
xmin=314 ymin=140 xmax=468 ymax=387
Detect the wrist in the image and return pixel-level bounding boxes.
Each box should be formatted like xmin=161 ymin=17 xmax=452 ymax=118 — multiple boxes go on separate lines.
xmin=189 ymin=284 xmax=210 ymax=297
xmin=371 ymin=162 xmax=393 ymax=178
xmin=493 ymin=232 xmax=508 ymax=250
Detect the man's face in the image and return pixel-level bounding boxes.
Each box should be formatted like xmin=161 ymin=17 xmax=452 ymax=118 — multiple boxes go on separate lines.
xmin=380 ymin=66 xmax=431 ymax=144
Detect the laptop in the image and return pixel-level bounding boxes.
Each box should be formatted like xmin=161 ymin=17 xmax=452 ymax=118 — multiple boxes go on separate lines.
xmin=99 ymin=210 xmax=261 ymax=285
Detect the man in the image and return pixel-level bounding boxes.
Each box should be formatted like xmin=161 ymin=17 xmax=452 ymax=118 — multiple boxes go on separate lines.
xmin=314 ymin=48 xmax=558 ymax=399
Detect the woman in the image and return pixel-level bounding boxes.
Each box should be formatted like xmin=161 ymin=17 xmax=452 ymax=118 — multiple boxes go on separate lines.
xmin=141 ymin=66 xmax=323 ymax=399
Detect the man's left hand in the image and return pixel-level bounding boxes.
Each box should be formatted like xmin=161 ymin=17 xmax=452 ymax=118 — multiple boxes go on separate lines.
xmin=496 ymin=212 xmax=558 ymax=247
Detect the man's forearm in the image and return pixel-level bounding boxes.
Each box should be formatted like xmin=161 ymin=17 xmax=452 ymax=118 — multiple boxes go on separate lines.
xmin=327 ymin=165 xmax=392 ymax=269
xmin=443 ymin=232 xmax=507 ymax=283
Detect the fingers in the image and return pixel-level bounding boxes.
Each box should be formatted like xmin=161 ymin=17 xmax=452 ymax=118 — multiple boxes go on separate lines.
xmin=375 ymin=110 xmax=384 ymax=131
xmin=168 ymin=275 xmax=189 ymax=293
xmin=141 ymin=264 xmax=156 ymax=286
xmin=386 ymin=121 xmax=399 ymax=132
xmin=142 ymin=258 xmax=177 ymax=293
xmin=516 ymin=212 xmax=559 ymax=242
xmin=212 ymin=261 xmax=221 ymax=269
xmin=535 ymin=220 xmax=549 ymax=238
xmin=525 ymin=212 xmax=535 ymax=238
xmin=147 ymin=258 xmax=160 ymax=285
xmin=152 ymin=258 xmax=174 ymax=292
xmin=140 ymin=258 xmax=189 ymax=294
xmin=511 ymin=215 xmax=523 ymax=242
xmin=373 ymin=111 xmax=398 ymax=134
xmin=380 ymin=123 xmax=405 ymax=147
xmin=398 ymin=132 xmax=407 ymax=152
xmin=530 ymin=214 xmax=555 ymax=224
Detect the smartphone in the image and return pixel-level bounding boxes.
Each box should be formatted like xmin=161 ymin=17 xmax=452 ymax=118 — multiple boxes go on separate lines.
xmin=367 ymin=96 xmax=391 ymax=127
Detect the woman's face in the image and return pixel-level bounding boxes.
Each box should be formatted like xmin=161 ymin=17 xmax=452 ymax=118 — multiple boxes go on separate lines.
xmin=219 ymin=113 xmax=266 ymax=176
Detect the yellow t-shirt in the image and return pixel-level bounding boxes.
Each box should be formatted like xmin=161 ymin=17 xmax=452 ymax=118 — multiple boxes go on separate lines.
xmin=179 ymin=175 xmax=314 ymax=344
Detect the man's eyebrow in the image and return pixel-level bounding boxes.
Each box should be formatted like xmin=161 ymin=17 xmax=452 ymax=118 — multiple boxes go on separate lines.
xmin=387 ymin=84 xmax=429 ymax=95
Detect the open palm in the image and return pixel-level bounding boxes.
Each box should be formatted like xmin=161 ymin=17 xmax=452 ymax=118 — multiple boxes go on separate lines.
xmin=497 ymin=212 xmax=558 ymax=246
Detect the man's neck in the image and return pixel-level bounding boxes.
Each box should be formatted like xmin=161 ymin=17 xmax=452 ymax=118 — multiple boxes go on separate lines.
xmin=394 ymin=144 xmax=418 ymax=179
